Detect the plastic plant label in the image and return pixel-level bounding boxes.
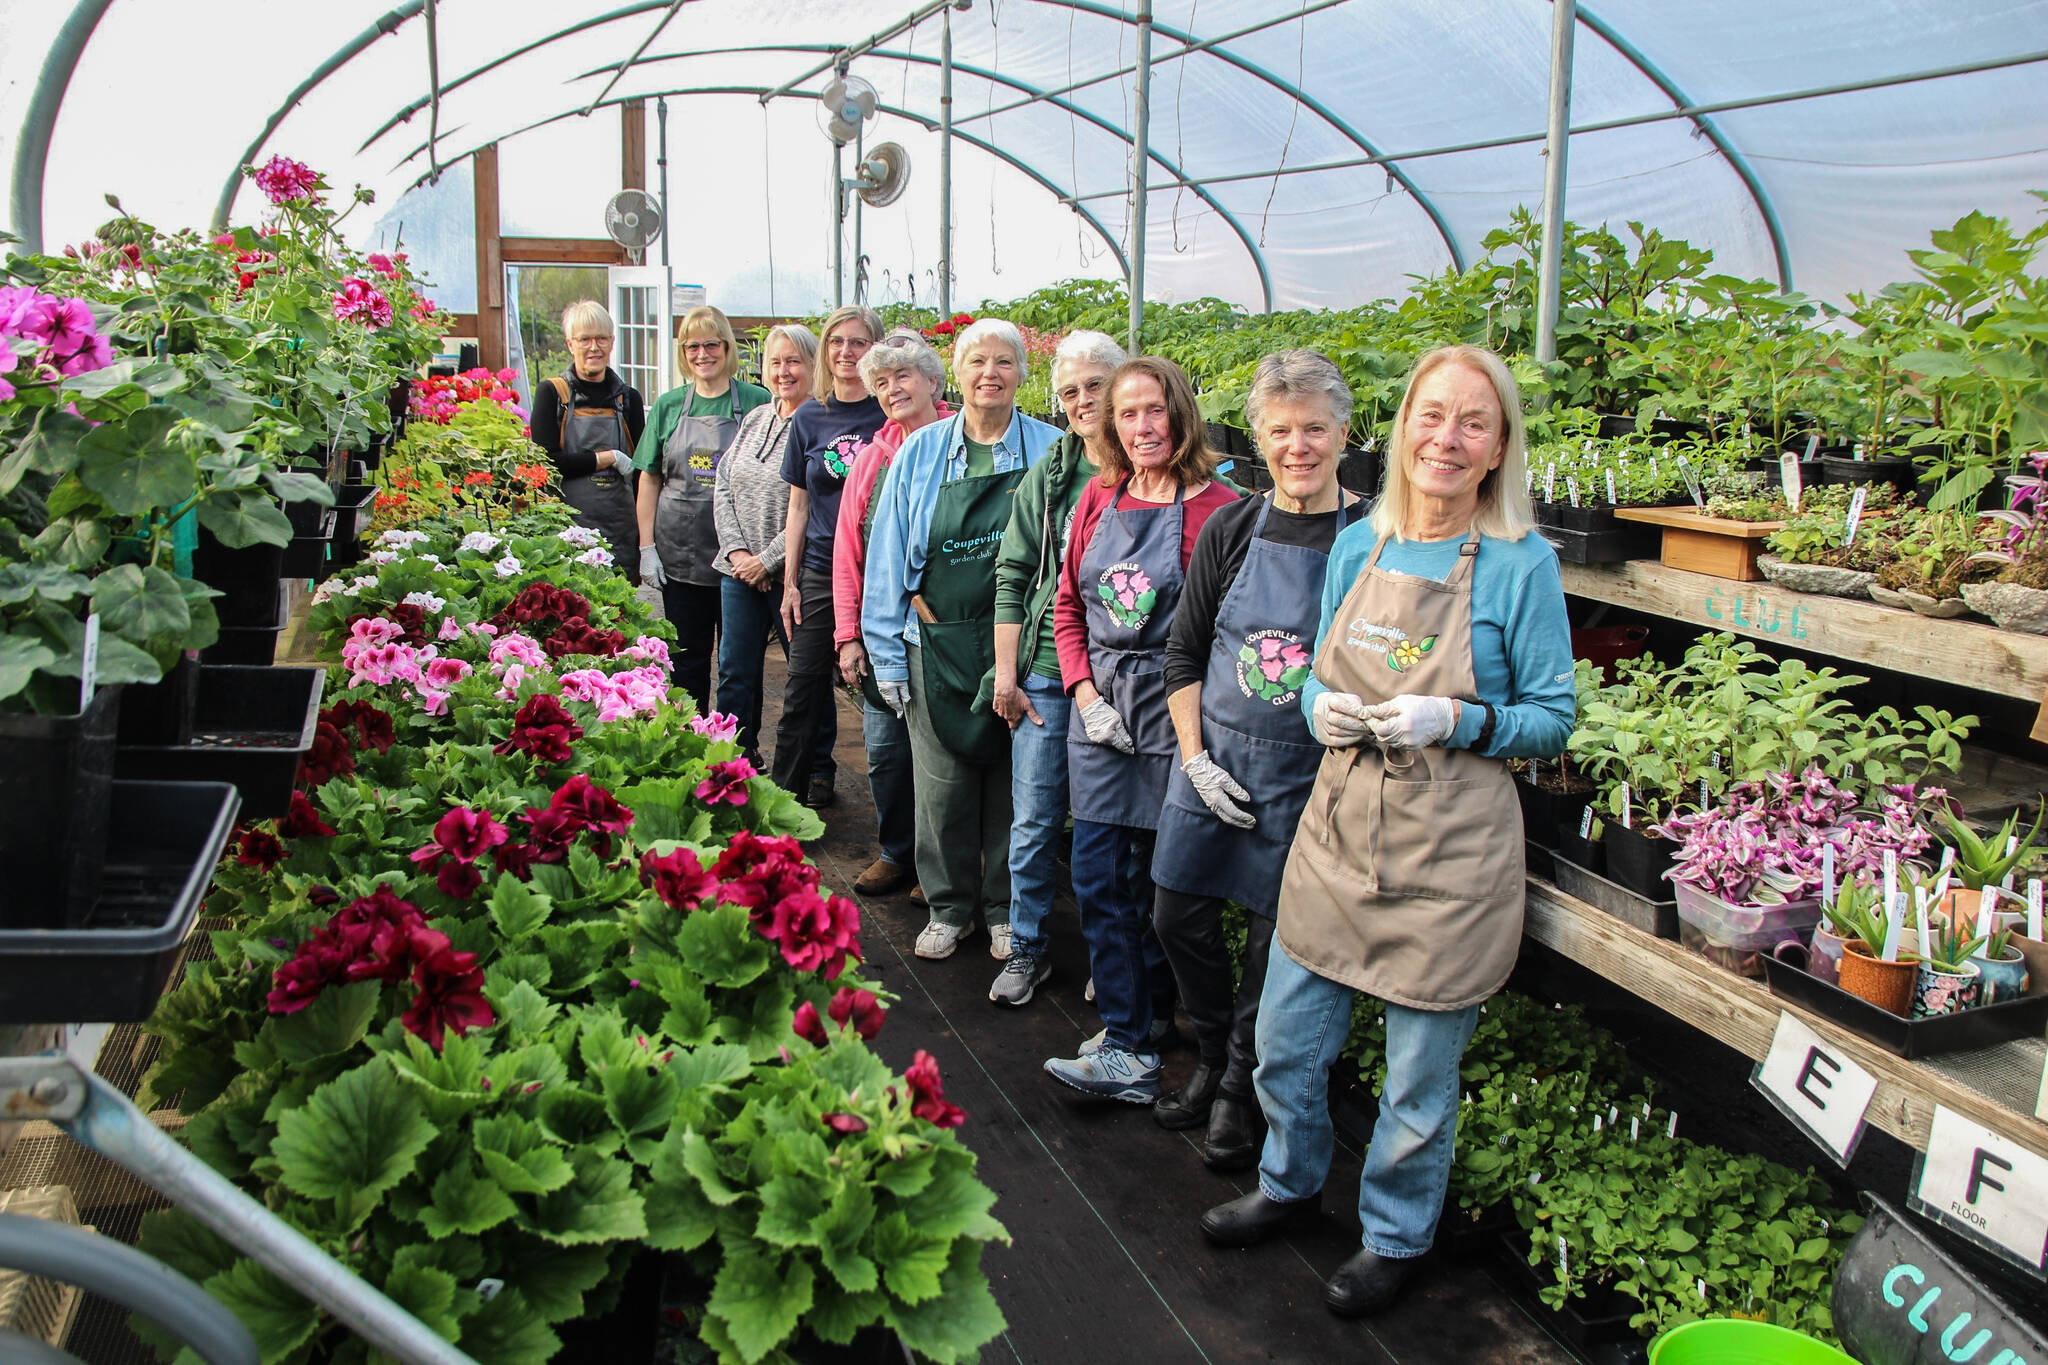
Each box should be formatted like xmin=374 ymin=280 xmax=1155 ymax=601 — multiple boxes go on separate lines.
xmin=1912 ymin=1105 xmax=2048 ymax=1273
xmin=1916 ymin=892 xmax=1934 ymax=961
xmin=1699 ymin=776 xmax=1710 ymax=809
xmin=1781 ymin=449 xmax=1805 ymax=513
xmin=1803 ymin=433 xmax=1821 ymax=461
xmin=1619 ymin=782 xmax=1632 ymax=830
xmin=1606 ymin=468 xmax=1618 ymax=505
xmin=1975 ymin=886 xmax=2000 ymax=951
xmin=1881 ymin=893 xmax=1907 ymax=963
xmin=1544 ymin=463 xmax=1557 ymax=503
xmin=2029 ymin=880 xmax=2043 ymax=942
xmin=1844 ymin=486 xmax=1869 ymax=546
xmin=1579 ymin=805 xmax=1594 ymax=838
xmin=1676 ymin=453 xmax=1705 ymax=508
xmin=1884 ymin=849 xmax=1899 ymax=905
xmin=79 ymin=612 xmax=100 ymax=711
xmin=1823 ymin=846 xmax=1837 ymax=905
xmin=1567 ymin=476 xmax=1581 ymax=509
xmin=2005 ymin=834 xmax=2021 ymax=891
xmin=1752 ymin=1011 xmax=1876 ymax=1165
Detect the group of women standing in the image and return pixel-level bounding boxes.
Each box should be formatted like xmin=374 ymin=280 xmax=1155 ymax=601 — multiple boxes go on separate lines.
xmin=540 ymin=305 xmax=1575 ymax=1319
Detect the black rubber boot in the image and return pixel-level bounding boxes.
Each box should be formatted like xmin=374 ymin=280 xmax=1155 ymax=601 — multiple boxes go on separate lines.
xmin=1326 ymin=1247 xmax=1415 ymax=1317
xmin=1152 ymin=1061 xmax=1222 ymax=1130
xmin=1200 ymin=1093 xmax=1262 ymax=1171
xmin=1199 ymin=1189 xmax=1318 ymax=1248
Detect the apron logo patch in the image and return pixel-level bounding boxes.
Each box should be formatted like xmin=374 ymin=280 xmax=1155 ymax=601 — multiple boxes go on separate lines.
xmin=1346 ymin=619 xmax=1437 ymax=672
xmin=1236 ymin=629 xmax=1311 ymax=705
xmin=1097 ymin=561 xmax=1156 ymax=630
xmin=822 ymin=433 xmax=863 ymax=479
xmin=688 ymin=452 xmax=714 ymax=471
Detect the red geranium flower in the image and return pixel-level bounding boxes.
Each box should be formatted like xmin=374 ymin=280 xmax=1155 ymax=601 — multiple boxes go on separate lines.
xmin=493 ymin=841 xmax=541 ymax=880
xmin=640 ymin=847 xmax=718 ymax=910
xmin=544 ymin=620 xmax=625 ymax=659
xmin=494 ymin=693 xmax=583 ymax=763
xmin=436 ymin=859 xmax=483 ymax=900
xmin=276 ymin=790 xmax=337 ymax=840
xmin=298 ymin=720 xmax=356 ymax=787
xmin=904 ymin=1050 xmax=965 ymax=1128
xmin=236 ymin=827 xmax=286 ymax=870
xmin=792 ymin=1001 xmax=829 ymax=1047
xmin=694 ymin=758 xmax=755 ymax=807
xmin=401 ymin=946 xmax=494 ymax=1050
xmin=762 ymin=889 xmax=861 ymax=979
xmin=827 ymin=986 xmax=885 ymax=1040
xmin=324 ymin=700 xmax=396 ymax=755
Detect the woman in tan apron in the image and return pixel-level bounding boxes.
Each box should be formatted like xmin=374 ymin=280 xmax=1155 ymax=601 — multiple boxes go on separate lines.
xmin=1199 ymin=346 xmax=1576 ymax=1319
xmin=538 ymin=301 xmax=644 ymax=578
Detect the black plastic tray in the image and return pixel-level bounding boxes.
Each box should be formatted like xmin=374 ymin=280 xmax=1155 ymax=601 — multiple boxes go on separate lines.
xmin=1550 ymin=855 xmax=1679 ymax=940
xmin=0 ymin=780 xmax=240 ymax=1024
xmin=1490 ymin=1232 xmax=1644 ymax=1349
xmin=203 ymin=583 xmax=289 ymax=665
xmin=116 ymin=665 xmax=325 ymax=819
xmin=1761 ymin=940 xmax=2048 ymax=1058
xmin=1539 ymin=521 xmax=1662 ymax=565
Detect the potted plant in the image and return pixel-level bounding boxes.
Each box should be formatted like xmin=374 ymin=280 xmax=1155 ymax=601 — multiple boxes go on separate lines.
xmin=1829 ymin=890 xmax=1921 ymax=1015
xmin=1868 ymin=507 xmax=1994 ymax=616
xmin=1809 ymin=881 xmax=1883 ymax=987
xmin=1759 ymin=484 xmax=1905 ymax=598
xmin=1962 ymin=457 xmax=2048 ymax=632
xmin=1930 ymin=804 xmax=2041 ymax=919
xmin=1974 ymin=927 xmax=2032 ymax=1004
xmin=1912 ymin=918 xmax=1986 ymax=1017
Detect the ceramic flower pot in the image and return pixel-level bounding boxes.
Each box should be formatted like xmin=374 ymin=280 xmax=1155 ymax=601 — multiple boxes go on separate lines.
xmin=1838 ymin=941 xmax=1918 ymax=1015
xmin=1975 ymin=947 xmax=2031 ymax=1004
xmin=1912 ymin=960 xmax=1983 ymax=1018
xmin=1808 ymin=921 xmax=1847 ymax=986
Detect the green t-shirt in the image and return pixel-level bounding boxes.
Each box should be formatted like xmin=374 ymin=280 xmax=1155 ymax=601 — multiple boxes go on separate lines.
xmin=962 ymin=438 xmax=996 ymax=478
xmin=632 ymin=379 xmax=771 ymax=472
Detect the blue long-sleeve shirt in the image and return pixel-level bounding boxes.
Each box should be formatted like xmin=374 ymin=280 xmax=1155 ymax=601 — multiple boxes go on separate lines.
xmin=862 ymin=409 xmax=1063 ymax=684
xmin=1300 ymin=524 xmax=1576 ymax=759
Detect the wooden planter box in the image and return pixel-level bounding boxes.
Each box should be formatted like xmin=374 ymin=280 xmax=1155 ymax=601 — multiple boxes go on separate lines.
xmin=1613 ymin=506 xmax=1785 ymax=581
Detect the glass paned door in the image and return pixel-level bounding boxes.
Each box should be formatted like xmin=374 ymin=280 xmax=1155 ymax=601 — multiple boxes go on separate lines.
xmin=609 ymin=265 xmax=673 ymax=404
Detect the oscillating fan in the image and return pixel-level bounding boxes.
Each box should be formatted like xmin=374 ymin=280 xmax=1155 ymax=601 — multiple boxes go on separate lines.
xmin=604 ymin=189 xmax=663 ymax=264
xmin=818 ymin=73 xmax=878 ymax=146
xmin=853 ymin=142 xmax=911 ymax=208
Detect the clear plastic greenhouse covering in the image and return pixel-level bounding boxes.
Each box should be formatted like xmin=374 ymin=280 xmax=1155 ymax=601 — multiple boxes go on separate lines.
xmin=5 ymin=0 xmax=2047 ymax=317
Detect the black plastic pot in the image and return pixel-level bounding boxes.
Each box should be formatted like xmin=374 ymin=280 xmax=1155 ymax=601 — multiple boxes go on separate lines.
xmin=116 ymin=665 xmax=325 ymax=819
xmin=1602 ymin=824 xmax=1678 ymax=900
xmin=330 ymin=484 xmax=378 ymax=568
xmin=0 ymin=686 xmax=123 ymax=930
xmin=1491 ymin=1233 xmax=1645 ymax=1350
xmin=1555 ymin=810 xmax=1604 ymax=876
xmin=1337 ymin=445 xmax=1382 ymax=499
xmin=116 ymin=651 xmax=202 ymax=747
xmin=0 ymin=779 xmax=240 ymax=1024
xmin=1514 ymin=775 xmax=1557 ymax=846
xmin=202 ymin=584 xmax=289 ymax=665
xmin=1816 ymin=453 xmax=1917 ymax=501
xmin=386 ymin=378 xmax=413 ymax=424
xmin=283 ymin=507 xmax=336 ymax=579
xmin=191 ymin=531 xmax=286 ymax=628
xmin=1536 ymin=520 xmax=1661 ymax=566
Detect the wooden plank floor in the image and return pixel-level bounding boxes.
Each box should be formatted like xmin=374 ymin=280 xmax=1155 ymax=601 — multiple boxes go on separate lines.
xmin=766 ymin=660 xmax=1573 ymax=1365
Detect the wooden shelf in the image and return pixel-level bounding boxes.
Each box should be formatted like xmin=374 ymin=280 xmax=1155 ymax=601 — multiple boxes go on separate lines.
xmin=1524 ymin=878 xmax=2048 ymax=1161
xmin=1561 ymin=558 xmax=2048 ymax=702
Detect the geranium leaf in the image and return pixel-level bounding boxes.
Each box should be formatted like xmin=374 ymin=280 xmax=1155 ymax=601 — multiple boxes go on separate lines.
xmin=75 ymin=408 xmax=190 ymax=516
xmin=870 ymin=1212 xmax=950 ymax=1304
xmin=203 ymin=1259 xmax=323 ymax=1360
xmin=487 ymin=978 xmax=559 ymax=1036
xmin=714 ymin=975 xmax=796 ymax=1061
xmin=679 ymin=1127 xmax=745 ymax=1206
xmin=381 ymin=1255 xmax=461 ymax=1342
xmin=482 ymin=1042 xmax=568 ymax=1100
xmin=675 ymin=903 xmax=774 ymax=989
xmin=600 ymin=1055 xmax=678 ymax=1145
xmin=489 ymin=876 xmax=553 ymax=940
xmin=195 ymin=488 xmax=294 ymax=549
xmin=667 ymin=1042 xmax=753 ymax=1092
xmin=902 ymin=1147 xmax=1004 ymax=1243
xmin=270 ymin=1060 xmax=436 ymax=1205
xmin=708 ymin=1249 xmax=814 ymax=1365
xmin=521 ymin=1151 xmax=646 ymax=1245
xmin=644 ymin=1178 xmax=719 ymax=1251
xmin=744 ymin=779 xmax=824 ymax=840
xmin=814 ymin=1181 xmax=880 ymax=1293
xmin=418 ymin=1157 xmax=518 ymax=1239
xmin=457 ymin=1286 xmax=560 ymax=1363
xmin=535 ymin=1086 xmax=615 ymax=1152
xmin=0 ymin=636 xmax=56 ymax=701
xmin=755 ymin=1173 xmax=827 ymax=1249
xmin=386 ymin=1029 xmax=491 ymax=1127
xmin=263 ymin=981 xmax=378 ymax=1065
xmin=474 ymin=1114 xmax=574 ymax=1195
xmin=812 ymin=1043 xmax=892 ymax=1101
xmin=805 ymin=1286 xmax=886 ymax=1346
xmin=497 ymin=1242 xmax=611 ymax=1324
xmin=882 ymin=1241 xmax=1006 ymax=1364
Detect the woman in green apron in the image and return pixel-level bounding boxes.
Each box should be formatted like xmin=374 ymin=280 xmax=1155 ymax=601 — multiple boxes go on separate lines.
xmin=632 ymin=305 xmax=769 ymax=709
xmin=1198 ymin=346 xmax=1575 ymax=1319
xmin=535 ymin=301 xmax=644 ymax=579
xmin=861 ymin=320 xmax=1062 ymax=961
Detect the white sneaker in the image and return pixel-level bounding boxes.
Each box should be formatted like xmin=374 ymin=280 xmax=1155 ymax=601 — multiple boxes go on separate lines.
xmin=989 ymin=924 xmax=1014 ymax=961
xmin=1085 ymin=976 xmax=1095 ymax=1003
xmin=914 ymin=919 xmax=969 ymax=960
xmin=1078 ymin=1019 xmax=1174 ymax=1055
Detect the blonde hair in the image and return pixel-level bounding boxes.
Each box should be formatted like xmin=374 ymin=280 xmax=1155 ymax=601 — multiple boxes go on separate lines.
xmin=1095 ymin=357 xmax=1220 ymax=489
xmin=1371 ymin=345 xmax=1534 ymax=543
xmin=812 ymin=305 xmax=884 ymax=402
xmin=561 ymin=299 xmax=613 ymax=339
xmin=675 ymin=305 xmax=739 ymax=385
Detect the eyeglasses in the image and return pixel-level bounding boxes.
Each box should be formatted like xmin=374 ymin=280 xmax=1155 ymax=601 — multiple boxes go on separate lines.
xmin=683 ymin=340 xmax=727 ymax=353
xmin=569 ymin=335 xmax=612 ymax=349
xmin=1056 ymin=376 xmax=1108 ymax=401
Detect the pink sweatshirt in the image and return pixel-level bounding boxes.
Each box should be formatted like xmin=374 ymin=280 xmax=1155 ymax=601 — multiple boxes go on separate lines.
xmin=832 ymin=404 xmax=951 ymax=646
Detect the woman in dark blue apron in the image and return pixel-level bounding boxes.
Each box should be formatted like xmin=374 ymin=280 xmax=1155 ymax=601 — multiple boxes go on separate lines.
xmin=1042 ymin=357 xmax=1240 ymax=1103
xmin=538 ymin=300 xmax=644 ymax=578
xmin=1151 ymin=350 xmax=1363 ymax=1170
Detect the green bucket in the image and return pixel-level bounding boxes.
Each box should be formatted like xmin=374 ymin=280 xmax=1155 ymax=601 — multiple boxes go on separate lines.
xmin=1648 ymin=1319 xmax=1856 ymax=1364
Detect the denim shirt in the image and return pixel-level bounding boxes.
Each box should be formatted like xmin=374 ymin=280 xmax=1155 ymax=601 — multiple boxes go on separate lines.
xmin=862 ymin=408 xmax=1062 ymax=684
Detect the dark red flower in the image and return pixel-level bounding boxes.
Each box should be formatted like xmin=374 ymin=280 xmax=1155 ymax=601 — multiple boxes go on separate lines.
xmin=710 ymin=831 xmax=818 ymax=917
xmin=306 ymin=883 xmax=341 ymax=907
xmin=640 ymin=848 xmax=718 ymax=910
xmin=792 ymin=1001 xmax=829 ymax=1047
xmin=493 ymin=841 xmax=540 ymax=880
xmin=436 ymin=858 xmax=482 ymax=900
xmin=493 ymin=693 xmax=584 ymax=763
xmin=402 ymin=946 xmax=494 ymax=1051
xmin=822 ymin=1112 xmax=868 ymax=1134
xmin=237 ymin=828 xmax=286 ymax=870
xmin=543 ymin=620 xmax=625 ymax=659
xmin=827 ymin=986 xmax=885 ymax=1040
xmin=266 ymin=948 xmax=342 ymax=1014
xmin=547 ymin=775 xmax=633 ymax=847
xmin=298 ymin=720 xmax=356 ymax=787
xmin=694 ymin=758 xmax=756 ymax=807
xmin=427 ymin=807 xmax=510 ymax=863
xmin=518 ymin=804 xmax=578 ymax=863
xmin=490 ymin=583 xmax=594 ymax=640
xmin=904 ymin=1050 xmax=965 ymax=1128
xmin=323 ymin=700 xmax=396 ymax=755
xmin=277 ymin=791 xmax=337 ymax=839
xmin=763 ymin=890 xmax=861 ymax=979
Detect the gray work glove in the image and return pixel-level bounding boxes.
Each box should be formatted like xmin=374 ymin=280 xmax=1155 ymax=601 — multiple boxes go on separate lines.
xmin=638 ymin=545 xmax=666 ymax=587
xmin=1365 ymin=694 xmax=1458 ymax=750
xmin=1182 ymin=749 xmax=1254 ymax=828
xmin=877 ymin=677 xmax=911 ymax=718
xmin=1310 ymin=691 xmax=1374 ymax=748
xmin=1079 ymin=697 xmax=1136 ymax=754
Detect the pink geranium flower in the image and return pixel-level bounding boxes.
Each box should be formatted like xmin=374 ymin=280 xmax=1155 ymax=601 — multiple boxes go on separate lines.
xmin=253 ymin=155 xmax=321 ymax=205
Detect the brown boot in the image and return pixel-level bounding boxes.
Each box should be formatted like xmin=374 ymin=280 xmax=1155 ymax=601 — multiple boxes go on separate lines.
xmin=854 ymin=858 xmax=914 ymax=895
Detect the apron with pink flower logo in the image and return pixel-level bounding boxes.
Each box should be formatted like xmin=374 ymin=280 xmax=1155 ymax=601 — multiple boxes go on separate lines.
xmin=1066 ymin=479 xmax=1186 ymax=828
xmin=1153 ymin=494 xmax=1361 ymax=917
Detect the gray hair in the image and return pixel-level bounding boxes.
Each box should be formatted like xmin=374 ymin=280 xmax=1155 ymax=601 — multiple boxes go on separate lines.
xmin=859 ymin=328 xmax=945 ymax=391
xmin=1051 ymin=329 xmax=1126 ymax=384
xmin=1246 ymin=348 xmax=1354 ymax=433
xmin=764 ymin=323 xmax=819 ymax=371
xmin=953 ymin=317 xmax=1027 ymax=375
xmin=1371 ymin=345 xmax=1535 ymax=543
xmin=561 ymin=299 xmax=614 ymax=337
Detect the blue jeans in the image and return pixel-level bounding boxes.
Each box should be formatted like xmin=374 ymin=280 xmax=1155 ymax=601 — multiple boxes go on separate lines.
xmin=862 ymin=697 xmax=915 ymax=869
xmin=1069 ymin=820 xmax=1175 ymax=1053
xmin=717 ymin=574 xmax=834 ymax=775
xmin=1007 ymin=672 xmax=1072 ymax=957
xmin=1253 ymin=938 xmax=1479 ymax=1258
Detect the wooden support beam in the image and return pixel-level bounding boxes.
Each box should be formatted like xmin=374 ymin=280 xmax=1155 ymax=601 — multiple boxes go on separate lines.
xmin=622 ymin=99 xmax=647 ymax=192
xmin=1560 ymin=559 xmax=2048 ymax=703
xmin=472 ymin=143 xmax=504 ymax=374
xmin=499 ymin=237 xmax=628 ymax=267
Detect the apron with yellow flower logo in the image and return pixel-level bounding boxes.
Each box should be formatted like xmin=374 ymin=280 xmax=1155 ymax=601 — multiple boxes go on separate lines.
xmin=654 ymin=388 xmax=742 ymax=587
xmin=1275 ymin=529 xmax=1524 ymax=1010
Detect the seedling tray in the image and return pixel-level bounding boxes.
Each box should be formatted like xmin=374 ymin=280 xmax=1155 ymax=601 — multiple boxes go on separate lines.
xmin=1491 ymin=1232 xmax=1644 ymax=1349
xmin=115 ymin=665 xmax=325 ymax=819
xmin=1539 ymin=521 xmax=1662 ymax=566
xmin=1761 ymin=938 xmax=2048 ymax=1058
xmin=1551 ymin=855 xmax=1678 ymax=940
xmin=0 ymin=780 xmax=240 ymax=1024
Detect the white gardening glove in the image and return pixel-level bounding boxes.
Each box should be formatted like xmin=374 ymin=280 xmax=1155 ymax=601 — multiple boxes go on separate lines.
xmin=638 ymin=545 xmax=666 ymax=587
xmin=1079 ymin=698 xmax=1136 ymax=754
xmin=1365 ymin=694 xmax=1458 ymax=750
xmin=877 ymin=677 xmax=911 ymax=718
xmin=1310 ymin=691 xmax=1375 ymax=748
xmin=1183 ymin=750 xmax=1254 ymax=829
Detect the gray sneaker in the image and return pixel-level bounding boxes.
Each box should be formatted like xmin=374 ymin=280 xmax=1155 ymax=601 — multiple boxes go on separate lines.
xmin=1078 ymin=1018 xmax=1174 ymax=1055
xmin=990 ymin=951 xmax=1051 ymax=1006
xmin=1043 ymin=1043 xmax=1162 ymax=1103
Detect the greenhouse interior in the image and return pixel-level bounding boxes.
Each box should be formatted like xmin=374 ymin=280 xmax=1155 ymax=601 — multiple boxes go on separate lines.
xmin=3 ymin=0 xmax=2048 ymax=1361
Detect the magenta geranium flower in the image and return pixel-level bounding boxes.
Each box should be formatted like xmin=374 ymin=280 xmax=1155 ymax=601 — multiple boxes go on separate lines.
xmin=695 ymin=758 xmax=756 ymax=806
xmin=253 ymin=155 xmax=321 ymax=205
xmin=332 ymin=277 xmax=394 ymax=328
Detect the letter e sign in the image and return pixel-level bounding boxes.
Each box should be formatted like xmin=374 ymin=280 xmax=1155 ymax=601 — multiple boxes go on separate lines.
xmin=1914 ymin=1105 xmax=2048 ymax=1274
xmin=1752 ymin=1012 xmax=1876 ymax=1165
